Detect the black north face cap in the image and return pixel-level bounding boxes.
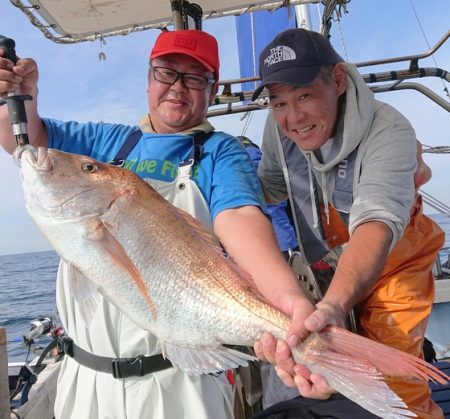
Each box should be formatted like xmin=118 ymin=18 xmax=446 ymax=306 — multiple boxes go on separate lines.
xmin=252 ymin=28 xmax=343 ymax=100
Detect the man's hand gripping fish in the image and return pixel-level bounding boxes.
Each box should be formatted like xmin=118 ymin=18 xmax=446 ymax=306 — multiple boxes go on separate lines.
xmin=17 ymin=147 xmax=449 ymax=419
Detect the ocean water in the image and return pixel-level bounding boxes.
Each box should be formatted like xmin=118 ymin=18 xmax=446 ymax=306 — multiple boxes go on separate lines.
xmin=0 ymin=250 xmax=59 ymax=362
xmin=1 ymin=214 xmax=449 ymax=363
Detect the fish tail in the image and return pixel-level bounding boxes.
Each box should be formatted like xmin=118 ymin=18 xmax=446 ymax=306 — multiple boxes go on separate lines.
xmin=292 ymin=326 xmax=449 ymax=418
xmin=317 ymin=326 xmax=449 ymax=384
xmin=309 ymin=360 xmax=416 ymax=418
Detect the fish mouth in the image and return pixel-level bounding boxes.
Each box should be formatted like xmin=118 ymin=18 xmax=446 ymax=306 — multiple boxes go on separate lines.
xmin=14 ymin=145 xmax=52 ymax=172
xmin=19 ymin=147 xmax=108 ymax=220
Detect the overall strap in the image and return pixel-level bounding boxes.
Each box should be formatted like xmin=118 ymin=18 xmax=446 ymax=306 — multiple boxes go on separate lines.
xmin=110 ymin=129 xmax=213 ymax=168
xmin=179 ymin=130 xmax=214 ymax=167
xmin=109 ymin=129 xmax=143 ymax=167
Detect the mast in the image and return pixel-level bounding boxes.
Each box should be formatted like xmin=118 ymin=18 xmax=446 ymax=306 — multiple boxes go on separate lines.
xmin=171 ymin=0 xmax=203 ymax=30
xmin=295 ymin=4 xmax=312 ymax=30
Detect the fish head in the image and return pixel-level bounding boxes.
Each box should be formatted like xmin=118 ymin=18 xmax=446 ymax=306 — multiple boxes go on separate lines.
xmin=18 ymin=146 xmax=135 ymax=221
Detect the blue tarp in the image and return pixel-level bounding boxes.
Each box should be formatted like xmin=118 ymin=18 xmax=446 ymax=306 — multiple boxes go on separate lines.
xmin=235 ymin=9 xmax=296 ymax=93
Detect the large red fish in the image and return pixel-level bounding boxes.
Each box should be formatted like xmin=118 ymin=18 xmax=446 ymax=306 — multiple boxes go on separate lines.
xmin=18 ymin=146 xmax=449 ymax=418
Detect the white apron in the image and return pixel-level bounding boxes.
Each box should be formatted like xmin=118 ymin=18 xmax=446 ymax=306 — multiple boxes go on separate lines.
xmin=54 ymin=162 xmax=234 ymax=419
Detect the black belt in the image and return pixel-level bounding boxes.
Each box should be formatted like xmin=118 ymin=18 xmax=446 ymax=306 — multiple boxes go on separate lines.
xmin=58 ymin=336 xmax=173 ymax=379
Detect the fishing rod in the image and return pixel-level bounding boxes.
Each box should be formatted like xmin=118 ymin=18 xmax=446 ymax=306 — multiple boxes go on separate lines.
xmin=0 ymin=35 xmax=32 ymax=147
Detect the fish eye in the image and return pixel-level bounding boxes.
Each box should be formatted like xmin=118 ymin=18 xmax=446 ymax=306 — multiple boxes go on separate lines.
xmin=82 ymin=163 xmax=99 ymax=173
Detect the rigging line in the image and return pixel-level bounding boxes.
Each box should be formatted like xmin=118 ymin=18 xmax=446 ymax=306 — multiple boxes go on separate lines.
xmin=336 ymin=18 xmax=349 ymax=61
xmin=408 ymin=0 xmax=438 ymax=66
xmin=421 ymin=190 xmax=450 ymax=209
xmin=241 ymin=108 xmax=256 ymax=137
xmin=409 ymin=0 xmax=450 ymax=100
xmin=241 ymin=111 xmax=254 ymax=137
xmin=421 ymin=198 xmax=450 ymax=215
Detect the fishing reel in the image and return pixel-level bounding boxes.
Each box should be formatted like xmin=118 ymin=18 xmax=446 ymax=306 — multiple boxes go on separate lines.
xmin=9 ymin=316 xmax=55 ymax=408
xmin=23 ymin=316 xmax=53 ymax=346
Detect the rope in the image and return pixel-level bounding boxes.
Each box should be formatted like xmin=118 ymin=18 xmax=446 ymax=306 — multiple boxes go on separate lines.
xmin=241 ymin=111 xmax=254 ymax=137
xmin=421 ymin=190 xmax=450 ymax=215
xmin=336 ymin=18 xmax=349 ymax=61
xmin=422 ymin=145 xmax=450 ymax=154
xmin=420 ymin=145 xmax=450 ymax=214
xmin=409 ymin=0 xmax=450 ymax=101
xmin=320 ymin=0 xmax=350 ymax=37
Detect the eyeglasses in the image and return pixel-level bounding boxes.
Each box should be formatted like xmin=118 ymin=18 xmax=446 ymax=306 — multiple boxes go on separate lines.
xmin=152 ymin=66 xmax=215 ymax=90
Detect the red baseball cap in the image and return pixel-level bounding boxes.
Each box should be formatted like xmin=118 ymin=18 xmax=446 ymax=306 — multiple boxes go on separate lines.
xmin=150 ymin=30 xmax=220 ymax=80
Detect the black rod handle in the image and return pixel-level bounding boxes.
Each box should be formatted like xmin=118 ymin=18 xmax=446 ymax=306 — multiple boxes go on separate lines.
xmin=0 ymin=35 xmax=31 ymax=146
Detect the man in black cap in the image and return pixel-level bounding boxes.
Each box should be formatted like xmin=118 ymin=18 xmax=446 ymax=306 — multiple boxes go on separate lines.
xmin=252 ymin=28 xmax=444 ymax=418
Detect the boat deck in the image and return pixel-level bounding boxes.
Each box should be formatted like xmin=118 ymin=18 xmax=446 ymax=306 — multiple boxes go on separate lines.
xmin=430 ymin=361 xmax=450 ymax=418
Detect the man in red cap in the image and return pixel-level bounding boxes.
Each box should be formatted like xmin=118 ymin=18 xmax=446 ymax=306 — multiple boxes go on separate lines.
xmin=0 ymin=30 xmax=314 ymax=418
xmin=147 ymin=30 xmax=220 ymax=134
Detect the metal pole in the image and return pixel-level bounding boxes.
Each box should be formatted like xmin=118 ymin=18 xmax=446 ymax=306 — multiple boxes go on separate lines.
xmin=295 ymin=4 xmax=312 ymax=30
xmin=0 ymin=328 xmax=9 ymax=419
xmin=171 ymin=0 xmax=184 ymax=30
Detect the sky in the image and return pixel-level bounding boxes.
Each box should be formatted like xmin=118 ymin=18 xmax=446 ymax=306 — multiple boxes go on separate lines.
xmin=0 ymin=0 xmax=449 ymax=255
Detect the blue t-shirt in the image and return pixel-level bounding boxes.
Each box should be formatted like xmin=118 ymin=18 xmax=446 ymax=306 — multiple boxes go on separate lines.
xmin=245 ymin=144 xmax=297 ymax=251
xmin=43 ymin=119 xmax=266 ymax=221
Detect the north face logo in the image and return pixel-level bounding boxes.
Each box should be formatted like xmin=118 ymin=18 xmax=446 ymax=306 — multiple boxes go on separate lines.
xmin=174 ymin=35 xmax=197 ymax=50
xmin=264 ymin=46 xmax=296 ymax=66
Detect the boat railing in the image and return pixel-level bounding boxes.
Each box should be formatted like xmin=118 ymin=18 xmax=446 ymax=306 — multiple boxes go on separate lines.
xmin=354 ymin=30 xmax=450 ymax=69
xmin=421 ymin=190 xmax=450 ymax=215
xmin=208 ymin=30 xmax=450 ymax=117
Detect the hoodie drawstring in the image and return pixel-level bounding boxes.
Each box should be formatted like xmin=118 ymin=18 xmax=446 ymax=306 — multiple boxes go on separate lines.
xmin=322 ymin=171 xmax=330 ymax=225
xmin=306 ymin=153 xmax=331 ymax=229
xmin=306 ymin=153 xmax=319 ymax=230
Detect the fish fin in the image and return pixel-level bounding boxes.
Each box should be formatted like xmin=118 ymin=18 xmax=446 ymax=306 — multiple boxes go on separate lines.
xmin=293 ymin=326 xmax=450 ymax=418
xmin=309 ymin=357 xmax=417 ymax=419
xmin=163 ymin=341 xmax=257 ymax=375
xmin=65 ymin=262 xmax=102 ymax=327
xmin=85 ymin=218 xmax=158 ymax=321
xmin=319 ymin=326 xmax=450 ymax=384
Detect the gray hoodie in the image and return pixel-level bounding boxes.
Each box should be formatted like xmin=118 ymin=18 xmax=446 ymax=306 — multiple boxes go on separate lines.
xmin=258 ymin=64 xmax=417 ymax=254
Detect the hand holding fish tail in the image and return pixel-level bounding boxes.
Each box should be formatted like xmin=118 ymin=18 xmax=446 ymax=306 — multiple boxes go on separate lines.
xmin=278 ymin=300 xmax=347 ymax=399
xmin=261 ymin=337 xmax=336 ymax=400
xmin=252 ymin=290 xmax=315 ymax=362
xmin=292 ymin=366 xmax=336 ymax=400
xmin=254 ymin=327 xmax=336 ymax=400
xmin=304 ymin=300 xmax=348 ymax=331
xmin=255 ymin=333 xmax=335 ymax=399
xmin=253 ymin=285 xmax=315 ymax=362
xmin=252 ymin=290 xmax=337 ymax=399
